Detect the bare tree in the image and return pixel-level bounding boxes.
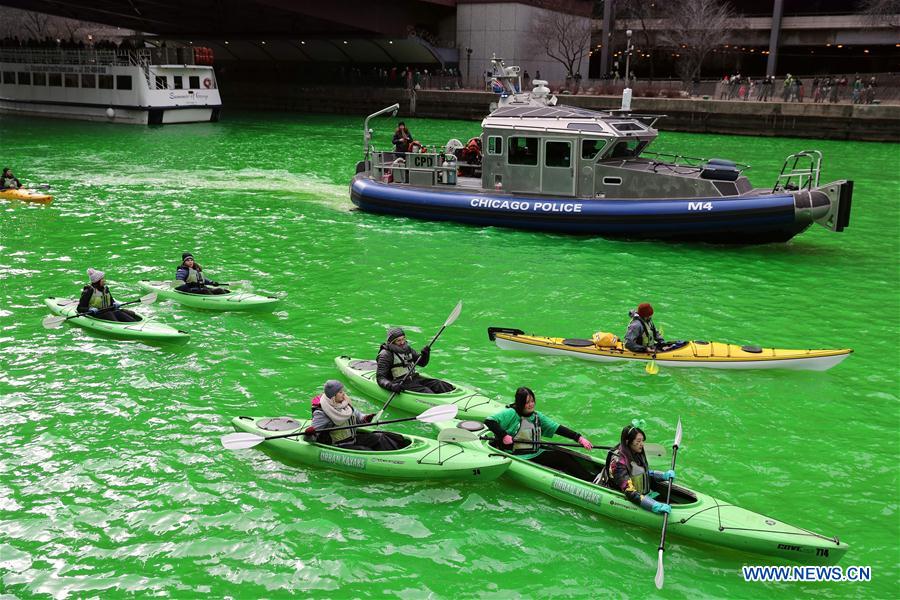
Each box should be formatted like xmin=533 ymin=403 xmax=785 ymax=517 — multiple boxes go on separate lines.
xmin=20 ymin=11 xmax=55 ymax=41
xmin=530 ymin=11 xmax=591 ymax=78
xmin=860 ymin=0 xmax=900 ymax=29
xmin=658 ymin=0 xmax=737 ymax=84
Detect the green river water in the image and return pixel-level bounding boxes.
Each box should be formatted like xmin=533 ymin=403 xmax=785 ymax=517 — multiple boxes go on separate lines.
xmin=1 ymin=111 xmax=898 ymax=599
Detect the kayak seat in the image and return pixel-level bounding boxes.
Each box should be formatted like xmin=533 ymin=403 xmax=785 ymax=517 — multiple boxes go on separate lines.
xmin=741 ymin=345 xmax=763 ymax=353
xmin=349 ymin=359 xmax=378 ymax=370
xmin=458 ymin=421 xmax=486 ymax=432
xmin=562 ymin=338 xmax=594 ymax=347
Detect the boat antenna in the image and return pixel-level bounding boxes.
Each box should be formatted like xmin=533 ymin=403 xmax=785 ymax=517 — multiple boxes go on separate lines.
xmin=364 ymin=103 xmax=401 ymax=160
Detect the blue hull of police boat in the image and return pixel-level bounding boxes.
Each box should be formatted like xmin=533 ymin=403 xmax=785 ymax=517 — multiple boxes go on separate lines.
xmin=350 ymin=175 xmax=815 ymax=244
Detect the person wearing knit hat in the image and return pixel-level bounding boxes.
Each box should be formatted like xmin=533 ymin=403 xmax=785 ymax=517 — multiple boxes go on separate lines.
xmin=375 ymin=326 xmax=454 ymax=394
xmin=303 ymin=379 xmax=408 ymax=451
xmin=623 ymin=302 xmax=665 ymax=353
xmin=76 ymin=268 xmax=140 ymax=322
xmin=174 ymin=253 xmax=229 ymax=295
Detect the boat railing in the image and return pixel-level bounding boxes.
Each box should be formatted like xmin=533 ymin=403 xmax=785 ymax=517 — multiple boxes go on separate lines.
xmin=370 ymin=150 xmax=462 ymax=186
xmin=772 ymin=150 xmax=822 ymax=193
xmin=641 ymin=151 xmax=750 ymax=172
xmin=0 ymin=47 xmax=198 ymax=68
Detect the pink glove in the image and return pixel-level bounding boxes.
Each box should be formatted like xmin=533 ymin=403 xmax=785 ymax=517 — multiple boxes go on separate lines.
xmin=577 ymin=436 xmax=593 ymax=450
xmin=501 ymin=435 xmax=514 ymax=446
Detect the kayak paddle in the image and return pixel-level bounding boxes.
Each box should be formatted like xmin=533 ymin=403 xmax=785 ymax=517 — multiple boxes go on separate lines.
xmin=480 ymin=438 xmax=666 ymax=457
xmin=646 ymin=359 xmax=659 ymax=375
xmin=373 ymin=300 xmax=463 ymax=422
xmin=654 ymin=417 xmax=683 ymax=590
xmin=42 ymin=292 xmax=158 ymax=329
xmin=221 ymin=403 xmax=459 ymax=450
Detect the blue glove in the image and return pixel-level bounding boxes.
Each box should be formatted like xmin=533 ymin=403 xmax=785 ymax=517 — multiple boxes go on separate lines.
xmin=651 ymin=469 xmax=676 ymax=482
xmin=652 ymin=501 xmax=672 ymax=515
xmin=113 ymin=302 xmax=122 ymax=309
xmin=640 ymin=495 xmax=671 ymax=514
xmin=88 ymin=307 xmax=99 ymax=314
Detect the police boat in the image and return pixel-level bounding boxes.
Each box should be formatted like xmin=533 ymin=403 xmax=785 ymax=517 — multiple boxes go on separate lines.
xmin=351 ymin=58 xmax=851 ymax=244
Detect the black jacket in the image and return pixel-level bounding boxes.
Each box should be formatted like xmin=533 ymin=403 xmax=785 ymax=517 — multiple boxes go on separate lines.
xmin=376 ymin=342 xmax=429 ymax=390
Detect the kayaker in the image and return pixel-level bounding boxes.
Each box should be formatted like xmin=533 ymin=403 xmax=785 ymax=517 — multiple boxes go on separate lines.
xmin=484 ymin=387 xmax=595 ymax=481
xmin=392 ymin=122 xmax=412 ymax=154
xmin=304 ymin=380 xmax=407 ymax=450
xmin=376 ymin=327 xmax=454 ymax=394
xmin=77 ymin=268 xmax=140 ymax=322
xmin=175 ymin=253 xmax=228 ymax=295
xmin=624 ymin=302 xmax=666 ymax=353
xmin=598 ymin=420 xmax=675 ymax=515
xmin=1 ymin=167 xmax=21 ymax=190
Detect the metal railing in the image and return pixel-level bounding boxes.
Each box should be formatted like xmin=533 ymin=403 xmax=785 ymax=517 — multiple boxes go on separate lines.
xmin=772 ymin=150 xmax=822 ymax=192
xmin=0 ymin=47 xmax=197 ymax=67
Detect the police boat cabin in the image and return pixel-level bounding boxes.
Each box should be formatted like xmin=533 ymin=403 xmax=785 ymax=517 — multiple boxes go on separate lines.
xmin=350 ymin=58 xmax=851 ymax=243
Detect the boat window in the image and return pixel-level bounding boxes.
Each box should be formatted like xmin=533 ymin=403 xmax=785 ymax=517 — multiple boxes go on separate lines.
xmin=612 ymin=122 xmax=644 ymax=132
xmin=32 ymin=72 xmax=46 ymax=86
xmin=188 ymin=75 xmax=200 ymax=89
xmin=545 ymin=141 xmax=571 ymax=168
xmin=17 ymin=72 xmax=31 ymax=85
xmin=155 ymin=75 xmax=168 ymax=90
xmin=508 ymin=137 xmax=538 ymax=166
xmin=581 ymin=139 xmax=606 ymax=160
xmin=80 ymin=74 xmax=95 ymax=88
xmin=2 ymin=71 xmax=14 ymax=84
xmin=173 ymin=76 xmax=183 ymax=90
xmin=98 ymin=74 xmax=113 ymax=89
xmin=64 ymin=74 xmax=79 ymax=88
xmin=48 ymin=73 xmax=62 ymax=87
xmin=606 ymin=139 xmax=645 ymax=159
xmin=487 ymin=136 xmax=503 ymax=156
xmin=116 ymin=75 xmax=133 ymax=90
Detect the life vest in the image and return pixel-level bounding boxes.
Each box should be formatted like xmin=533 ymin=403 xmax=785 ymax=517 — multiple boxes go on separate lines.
xmin=408 ymin=140 xmax=426 ymax=154
xmin=601 ymin=446 xmax=650 ymax=494
xmin=88 ymin=285 xmax=113 ymax=310
xmin=512 ymin=414 xmax=542 ymax=452
xmin=311 ymin=404 xmax=359 ymax=446
xmin=389 ymin=346 xmax=416 ymax=379
xmin=632 ymin=315 xmax=660 ymax=348
xmin=184 ymin=266 xmax=205 ymax=284
xmin=1 ymin=176 xmax=19 ymax=189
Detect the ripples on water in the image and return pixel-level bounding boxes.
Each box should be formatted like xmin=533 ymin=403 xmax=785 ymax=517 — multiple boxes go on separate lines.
xmin=0 ymin=112 xmax=897 ymax=598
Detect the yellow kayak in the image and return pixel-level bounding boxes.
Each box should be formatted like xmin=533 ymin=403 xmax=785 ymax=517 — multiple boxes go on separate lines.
xmin=488 ymin=327 xmax=852 ymax=371
xmin=0 ymin=188 xmax=53 ymax=204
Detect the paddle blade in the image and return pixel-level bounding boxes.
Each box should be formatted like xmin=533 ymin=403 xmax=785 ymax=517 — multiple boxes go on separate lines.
xmin=674 ymin=417 xmax=683 ymax=448
xmin=444 ymin=300 xmax=463 ymax=327
xmin=140 ymin=292 xmax=158 ymax=304
xmin=655 ymin=548 xmax=664 ymax=589
xmin=41 ymin=315 xmax=66 ymax=329
xmin=646 ymin=360 xmax=659 ymax=375
xmin=415 ymin=404 xmax=459 ymax=423
xmin=437 ymin=428 xmax=478 ymax=443
xmin=221 ymin=432 xmax=267 ymax=450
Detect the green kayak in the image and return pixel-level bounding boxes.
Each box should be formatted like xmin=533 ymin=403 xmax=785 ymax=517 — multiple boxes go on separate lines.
xmin=138 ymin=280 xmax=280 ymax=312
xmin=335 ymin=356 xmax=506 ymax=420
xmin=44 ymin=298 xmax=190 ymax=343
xmin=433 ymin=419 xmax=848 ymax=565
xmin=231 ymin=415 xmax=511 ymax=481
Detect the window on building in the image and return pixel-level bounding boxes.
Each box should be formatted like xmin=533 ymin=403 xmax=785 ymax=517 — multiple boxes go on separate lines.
xmin=81 ymin=74 xmax=96 ymax=88
xmin=33 ymin=72 xmax=46 ymax=86
xmin=155 ymin=75 xmax=168 ymax=90
xmin=48 ymin=73 xmax=62 ymax=87
xmin=188 ymin=75 xmax=200 ymax=89
xmin=487 ymin=136 xmax=503 ymax=156
xmin=581 ymin=139 xmax=606 ymax=160
xmin=17 ymin=72 xmax=31 ymax=85
xmin=64 ymin=74 xmax=79 ymax=88
xmin=2 ymin=71 xmax=15 ymax=84
xmin=545 ymin=141 xmax=571 ymax=168
xmin=508 ymin=137 xmax=538 ymax=166
xmin=116 ymin=75 xmax=132 ymax=90
xmin=98 ymin=74 xmax=113 ymax=89
xmin=173 ymin=75 xmax=183 ymax=90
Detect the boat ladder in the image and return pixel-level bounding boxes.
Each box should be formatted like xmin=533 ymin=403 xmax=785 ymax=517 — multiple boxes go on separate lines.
xmin=772 ymin=150 xmax=822 ymax=193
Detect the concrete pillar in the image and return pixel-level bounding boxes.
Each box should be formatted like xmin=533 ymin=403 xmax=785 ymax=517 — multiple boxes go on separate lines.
xmin=600 ymin=0 xmax=614 ymax=76
xmin=766 ymin=0 xmax=784 ymax=77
